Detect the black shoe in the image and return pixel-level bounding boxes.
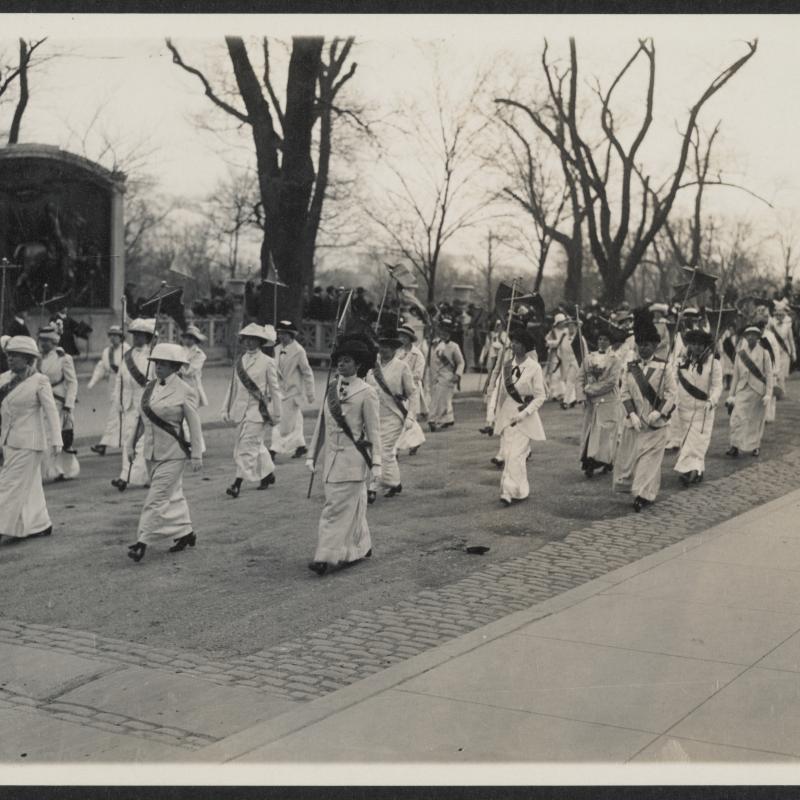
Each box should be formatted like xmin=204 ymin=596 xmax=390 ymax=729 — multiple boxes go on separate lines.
xmin=725 ymin=447 xmax=739 ymax=458
xmin=365 ymin=548 xmax=372 ymax=558
xmin=693 ymin=472 xmax=704 ymax=484
xmin=490 ymin=457 xmax=505 ymax=469
xmin=258 ymin=473 xmax=276 ymax=490
xmin=500 ymin=497 xmax=512 ymax=507
xmin=226 ymin=483 xmax=241 ymax=498
xmin=678 ymin=472 xmax=691 ymax=487
xmin=384 ymin=484 xmax=402 ymax=498
xmin=479 ymin=425 xmax=494 ymax=435
xmin=169 ymin=532 xmax=196 ymax=553
xmin=308 ymin=561 xmax=327 ymax=576
xmin=429 ymin=422 xmax=438 ymax=433
xmin=601 ymin=464 xmax=612 ymax=474
xmin=633 ymin=496 xmax=652 ymax=513
xmin=111 ymin=479 xmax=128 ymax=492
xmin=584 ymin=466 xmax=595 ymax=479
xmin=293 ymin=446 xmax=308 ymax=459
xmin=90 ymin=445 xmax=106 ymax=456
xmin=408 ymin=446 xmax=419 ymax=456
xmin=127 ymin=543 xmax=146 ymax=562
xmin=53 ymin=474 xmax=67 ymax=482
xmin=367 ymin=490 xmax=377 ymax=504
xmin=752 ymin=448 xmax=760 ymax=457
xmin=30 ymin=526 xmax=52 ymax=538
xmin=269 ymin=449 xmax=277 ymax=459
xmin=441 ymin=421 xmax=455 ymax=429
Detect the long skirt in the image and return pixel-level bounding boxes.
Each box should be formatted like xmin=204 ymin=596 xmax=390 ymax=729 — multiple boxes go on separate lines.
xmin=99 ymin=403 xmax=123 ymax=448
xmin=561 ymin=362 xmax=578 ymax=405
xmin=396 ymin=393 xmax=426 ymax=451
xmin=613 ymin=423 xmax=638 ymax=493
xmin=580 ymin=399 xmax=618 ymax=468
xmin=765 ymin=393 xmax=777 ymax=423
xmin=547 ymin=370 xmax=564 ymax=400
xmin=119 ymin=409 xmax=149 ymax=486
xmin=314 ymin=479 xmax=372 ymax=565
xmin=42 ymin=406 xmax=80 ymax=482
xmin=500 ymin=426 xmax=532 ymax=501
xmin=272 ymin=396 xmax=306 ymax=454
xmin=0 ymin=447 xmax=51 ymax=538
xmin=137 ymin=458 xmax=192 ymax=544
xmin=631 ymin=425 xmax=669 ymax=501
xmin=429 ymin=378 xmax=456 ymax=425
xmin=234 ymin=419 xmax=274 ymax=482
xmin=674 ymin=404 xmax=715 ymax=474
xmin=371 ymin=412 xmax=404 ymax=490
xmin=664 ymin=414 xmax=687 ymax=449
xmin=730 ymin=385 xmax=766 ymax=452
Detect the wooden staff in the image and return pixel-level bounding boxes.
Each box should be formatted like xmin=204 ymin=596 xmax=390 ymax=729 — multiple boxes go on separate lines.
xmin=118 ymin=294 xmax=127 ymax=448
xmin=487 ymin=279 xmax=518 ymax=426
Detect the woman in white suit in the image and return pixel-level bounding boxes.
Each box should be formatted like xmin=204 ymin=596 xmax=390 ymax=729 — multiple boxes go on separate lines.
xmin=306 ymin=335 xmax=382 ymax=575
xmin=0 ymin=336 xmax=62 ymax=542
xmin=126 ymin=343 xmax=204 ymax=563
xmin=180 ymin=324 xmax=208 ymax=455
xmin=489 ymin=326 xmax=547 ymax=507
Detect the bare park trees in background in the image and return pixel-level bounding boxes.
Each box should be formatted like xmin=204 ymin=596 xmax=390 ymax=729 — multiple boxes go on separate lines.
xmin=0 ymin=38 xmax=47 ymax=144
xmin=364 ymin=58 xmax=492 ymax=304
xmin=167 ymin=35 xmax=360 ymax=323
xmin=495 ymin=37 xmax=758 ymax=305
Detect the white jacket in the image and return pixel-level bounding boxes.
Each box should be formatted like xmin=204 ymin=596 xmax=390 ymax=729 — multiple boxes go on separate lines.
xmin=40 ymin=349 xmax=78 ymax=409
xmin=222 ymin=349 xmax=282 ymax=424
xmin=275 ymin=339 xmax=315 ymax=403
xmin=0 ymin=371 xmax=62 ymax=451
xmin=490 ymin=353 xmax=547 ymax=440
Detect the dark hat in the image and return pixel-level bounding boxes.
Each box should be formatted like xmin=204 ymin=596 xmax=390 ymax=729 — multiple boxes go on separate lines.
xmin=508 ymin=324 xmax=533 ymax=351
xmin=331 ymin=334 xmax=377 ymax=372
xmin=438 ymin=316 xmax=456 ymax=331
xmin=397 ymin=324 xmax=417 ymax=342
xmin=633 ymin=307 xmax=661 ymax=346
xmin=377 ymin=329 xmax=403 ymax=350
xmin=276 ymin=319 xmax=298 ymax=335
xmin=683 ymin=328 xmax=713 ymax=347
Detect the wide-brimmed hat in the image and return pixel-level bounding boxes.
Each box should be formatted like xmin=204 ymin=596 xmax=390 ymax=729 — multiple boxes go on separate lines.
xmin=742 ymin=325 xmax=762 ymax=336
xmin=129 ymin=318 xmax=156 ymax=335
xmin=397 ymin=325 xmax=417 ymax=342
xmin=107 ymin=325 xmax=124 ymax=337
xmin=683 ymin=328 xmax=713 ymax=347
xmin=649 ymin=302 xmax=669 ymax=315
xmin=4 ymin=335 xmax=39 ymax=358
xmin=262 ymin=324 xmax=277 ymax=344
xmin=148 ymin=343 xmax=189 ymax=365
xmin=633 ymin=309 xmax=661 ymax=346
xmin=509 ymin=325 xmax=533 ymax=351
xmin=437 ymin=316 xmax=456 ymax=331
xmin=331 ymin=334 xmax=376 ymax=368
xmin=239 ymin=322 xmax=272 ymax=341
xmin=182 ymin=324 xmax=207 ymax=343
xmin=377 ymin=329 xmax=403 ymax=349
xmin=553 ymin=313 xmax=568 ymax=325
xmin=275 ymin=319 xmax=298 ymax=336
xmin=37 ymin=325 xmax=60 ymax=343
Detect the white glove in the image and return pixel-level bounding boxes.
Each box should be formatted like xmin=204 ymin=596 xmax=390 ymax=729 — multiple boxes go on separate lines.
xmin=762 ymin=394 xmax=771 ymax=407
xmin=305 ymin=458 xmax=315 ymax=473
xmin=705 ymin=400 xmax=714 ymax=411
xmin=628 ymin=413 xmax=642 ymax=431
xmin=646 ymin=410 xmax=662 ymax=426
xmin=190 ymin=457 xmax=203 ymax=473
xmin=371 ymin=465 xmax=382 ymax=481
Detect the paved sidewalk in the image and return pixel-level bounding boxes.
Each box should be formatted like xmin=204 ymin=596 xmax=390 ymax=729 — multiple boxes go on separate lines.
xmin=190 ymin=488 xmax=800 ymax=763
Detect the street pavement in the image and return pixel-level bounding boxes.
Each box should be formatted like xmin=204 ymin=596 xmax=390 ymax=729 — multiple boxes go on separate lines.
xmin=2 ymin=368 xmax=800 ymax=771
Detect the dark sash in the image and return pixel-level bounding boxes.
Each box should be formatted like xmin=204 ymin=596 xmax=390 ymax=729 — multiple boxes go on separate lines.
xmin=124 ymin=348 xmax=148 ymax=387
xmin=109 ymin=346 xmax=119 ymax=374
xmin=760 ymin=336 xmax=775 ymax=365
xmin=235 ymin=356 xmax=273 ymax=424
xmin=326 ymin=381 xmax=373 ymax=468
xmin=141 ymin=380 xmax=191 ymax=458
xmin=628 ymin=361 xmax=662 ymax=411
xmin=739 ymin=350 xmax=766 ymax=385
xmin=722 ymin=335 xmax=736 ymax=362
xmin=503 ymin=360 xmax=533 ymax=408
xmin=677 ymin=368 xmax=709 ymax=402
xmin=437 ymin=347 xmax=456 ymax=373
xmin=774 ymin=330 xmax=791 ymax=356
xmin=0 ymin=373 xmax=28 ymax=406
xmin=372 ymin=362 xmax=407 ymax=419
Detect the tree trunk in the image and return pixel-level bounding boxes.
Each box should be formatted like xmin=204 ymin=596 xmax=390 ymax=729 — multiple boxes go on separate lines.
xmin=8 ymin=39 xmax=29 ymax=145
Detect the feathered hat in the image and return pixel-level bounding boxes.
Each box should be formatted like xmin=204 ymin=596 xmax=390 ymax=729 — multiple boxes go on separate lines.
xmin=633 ymin=307 xmax=661 ymax=346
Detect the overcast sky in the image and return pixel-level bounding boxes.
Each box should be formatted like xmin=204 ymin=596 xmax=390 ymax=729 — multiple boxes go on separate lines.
xmin=3 ymin=13 xmax=799 ymax=277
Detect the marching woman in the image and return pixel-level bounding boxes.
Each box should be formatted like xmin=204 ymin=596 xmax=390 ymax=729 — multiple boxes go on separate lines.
xmin=220 ymin=323 xmax=281 ymax=497
xmin=488 ymin=326 xmax=547 ymax=507
xmin=38 ymin=325 xmax=80 ymax=482
xmin=577 ymin=327 xmax=621 ymax=478
xmin=126 ymin=343 xmax=203 ymax=562
xmin=673 ymin=329 xmax=723 ymax=486
xmin=0 ymin=336 xmax=62 ymax=543
xmin=395 ymin=324 xmax=427 ymax=456
xmin=367 ymin=329 xmax=416 ymax=501
xmin=428 ymin=318 xmax=465 ymax=432
xmin=725 ymin=325 xmax=774 ymax=458
xmin=180 ymin=324 xmax=209 ymax=455
xmin=88 ymin=325 xmax=129 ymax=456
xmin=306 ymin=335 xmax=382 ymax=576
xmin=112 ymin=318 xmax=156 ymax=491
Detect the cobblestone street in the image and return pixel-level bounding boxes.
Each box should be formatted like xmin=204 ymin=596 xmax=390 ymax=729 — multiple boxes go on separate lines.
xmin=2 ymin=379 xmax=799 ymax=759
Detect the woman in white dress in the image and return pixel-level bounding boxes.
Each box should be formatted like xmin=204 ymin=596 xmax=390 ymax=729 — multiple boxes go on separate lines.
xmin=306 ymin=335 xmax=381 ymax=576
xmin=0 ymin=336 xmax=62 ymax=543
xmin=126 ymin=343 xmax=204 ymax=562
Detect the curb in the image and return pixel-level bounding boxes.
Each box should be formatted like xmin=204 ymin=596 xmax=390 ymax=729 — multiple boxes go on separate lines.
xmin=189 ymin=486 xmax=800 ymax=762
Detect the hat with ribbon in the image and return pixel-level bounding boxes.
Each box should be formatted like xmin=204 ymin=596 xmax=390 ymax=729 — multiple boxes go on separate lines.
xmin=183 ymin=324 xmax=207 ymax=343
xmin=4 ymin=335 xmax=39 ymax=358
xmin=148 ymin=343 xmax=189 ymax=365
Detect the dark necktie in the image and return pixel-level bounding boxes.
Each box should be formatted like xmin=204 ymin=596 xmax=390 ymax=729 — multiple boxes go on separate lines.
xmin=159 ymin=379 xmax=166 ymax=386
xmin=511 ymin=366 xmax=521 ymax=380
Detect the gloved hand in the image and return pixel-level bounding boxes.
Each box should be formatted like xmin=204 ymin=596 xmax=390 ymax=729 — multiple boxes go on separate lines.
xmin=190 ymin=457 xmax=203 ymax=473
xmin=646 ymin=410 xmax=662 ymax=426
xmin=305 ymin=458 xmax=315 ymax=473
xmin=509 ymin=414 xmax=523 ymax=427
xmin=762 ymin=394 xmax=771 ymax=407
xmin=705 ymin=400 xmax=714 ymax=411
xmin=456 ymin=377 xmax=462 ymax=392
xmin=725 ymin=397 xmax=734 ymax=416
xmin=371 ymin=465 xmax=382 ymax=482
xmin=628 ymin=413 xmax=643 ymax=431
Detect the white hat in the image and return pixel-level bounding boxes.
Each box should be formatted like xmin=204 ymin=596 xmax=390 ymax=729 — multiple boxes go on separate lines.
xmin=553 ymin=313 xmax=567 ymax=325
xmin=0 ymin=335 xmax=9 ymax=351
xmin=239 ymin=322 xmax=272 ymax=341
xmin=5 ymin=335 xmax=39 ymax=358
xmin=148 ymin=343 xmax=189 ymax=365
xmin=650 ymin=302 xmax=669 ymax=314
xmin=37 ymin=325 xmax=60 ymax=342
xmin=774 ymin=298 xmax=790 ymax=314
xmin=182 ymin=324 xmax=207 ymax=343
xmin=129 ymin=318 xmax=156 ymax=335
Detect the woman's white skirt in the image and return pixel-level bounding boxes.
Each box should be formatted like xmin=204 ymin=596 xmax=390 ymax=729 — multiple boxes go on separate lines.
xmin=0 ymin=447 xmax=51 ymax=538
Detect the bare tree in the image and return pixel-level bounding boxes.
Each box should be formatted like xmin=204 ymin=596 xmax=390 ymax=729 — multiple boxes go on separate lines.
xmin=365 ymin=66 xmax=492 ymax=303
xmin=166 ymin=35 xmax=361 ymax=323
xmin=0 ymin=37 xmax=47 ymax=144
xmin=496 ymin=37 xmax=757 ymax=304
